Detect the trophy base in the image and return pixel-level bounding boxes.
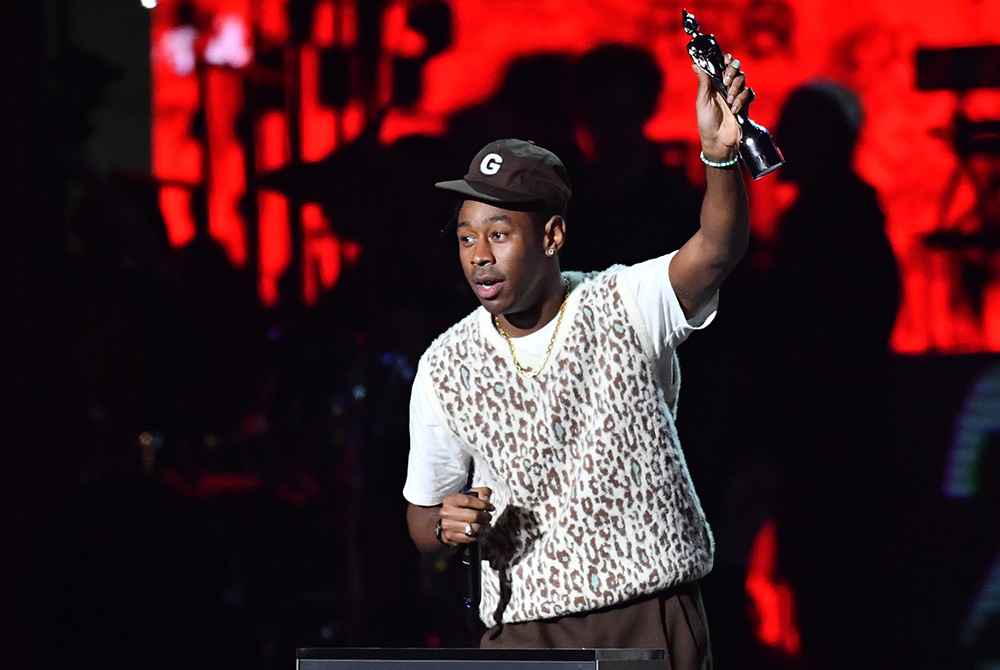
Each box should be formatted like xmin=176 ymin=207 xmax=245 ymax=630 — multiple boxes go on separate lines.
xmin=744 ymin=159 xmax=784 ymax=180
xmin=740 ymin=124 xmax=785 ymax=180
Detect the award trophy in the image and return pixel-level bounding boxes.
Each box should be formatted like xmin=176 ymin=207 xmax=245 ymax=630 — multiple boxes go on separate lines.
xmin=683 ymin=9 xmax=784 ymax=179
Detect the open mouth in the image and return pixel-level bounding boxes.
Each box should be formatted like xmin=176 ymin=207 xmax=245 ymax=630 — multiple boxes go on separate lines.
xmin=473 ymin=278 xmax=504 ymax=300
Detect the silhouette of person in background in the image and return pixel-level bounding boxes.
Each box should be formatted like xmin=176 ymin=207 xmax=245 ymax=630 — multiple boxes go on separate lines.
xmin=561 ymin=44 xmax=702 ymax=271
xmin=762 ymin=80 xmax=902 ymax=670
xmin=446 ymin=52 xmax=585 ymax=184
xmin=770 ymin=80 xmax=900 ymax=353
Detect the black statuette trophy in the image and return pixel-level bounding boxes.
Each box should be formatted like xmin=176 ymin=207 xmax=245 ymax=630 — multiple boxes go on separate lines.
xmin=683 ymin=9 xmax=784 ymax=179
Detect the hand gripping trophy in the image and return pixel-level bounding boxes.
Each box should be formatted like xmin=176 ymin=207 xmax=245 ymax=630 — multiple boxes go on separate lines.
xmin=683 ymin=9 xmax=784 ymax=179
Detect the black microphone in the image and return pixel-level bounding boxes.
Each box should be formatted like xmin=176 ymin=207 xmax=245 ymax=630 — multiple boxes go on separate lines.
xmin=462 ymin=491 xmax=481 ymax=629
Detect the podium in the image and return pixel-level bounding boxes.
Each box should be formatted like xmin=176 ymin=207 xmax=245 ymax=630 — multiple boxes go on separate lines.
xmin=296 ymin=648 xmax=666 ymax=670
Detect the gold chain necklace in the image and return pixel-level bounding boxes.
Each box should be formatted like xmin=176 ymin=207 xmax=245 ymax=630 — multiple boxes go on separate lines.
xmin=494 ymin=277 xmax=570 ymax=378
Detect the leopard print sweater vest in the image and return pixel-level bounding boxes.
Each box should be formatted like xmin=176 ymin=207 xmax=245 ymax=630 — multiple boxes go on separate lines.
xmin=421 ymin=269 xmax=713 ymax=624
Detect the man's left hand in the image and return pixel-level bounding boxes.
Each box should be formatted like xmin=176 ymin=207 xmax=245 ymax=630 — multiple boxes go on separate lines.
xmin=693 ymin=54 xmax=750 ymax=161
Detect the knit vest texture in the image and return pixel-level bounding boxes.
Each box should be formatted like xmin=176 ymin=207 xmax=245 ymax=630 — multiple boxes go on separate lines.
xmin=420 ymin=269 xmax=713 ymax=624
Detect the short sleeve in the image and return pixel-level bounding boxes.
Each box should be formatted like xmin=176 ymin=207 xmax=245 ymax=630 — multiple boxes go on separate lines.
xmin=617 ymin=251 xmax=718 ymax=361
xmin=402 ymin=361 xmax=472 ymax=506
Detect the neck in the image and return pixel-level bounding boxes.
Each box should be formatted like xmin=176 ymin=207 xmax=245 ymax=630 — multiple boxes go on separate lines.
xmin=497 ymin=271 xmax=566 ymax=337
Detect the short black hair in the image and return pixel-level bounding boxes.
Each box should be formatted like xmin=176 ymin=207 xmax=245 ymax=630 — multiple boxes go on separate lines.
xmin=529 ymin=204 xmax=565 ymax=228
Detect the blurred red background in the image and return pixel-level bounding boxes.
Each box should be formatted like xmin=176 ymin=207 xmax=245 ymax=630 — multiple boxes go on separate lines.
xmin=149 ymin=0 xmax=1000 ymax=353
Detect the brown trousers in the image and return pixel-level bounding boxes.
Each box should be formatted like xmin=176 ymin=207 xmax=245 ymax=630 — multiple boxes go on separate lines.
xmin=480 ymin=581 xmax=712 ymax=670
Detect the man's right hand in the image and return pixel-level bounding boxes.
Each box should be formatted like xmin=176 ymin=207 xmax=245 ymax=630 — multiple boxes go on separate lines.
xmin=439 ymin=486 xmax=494 ymax=546
xmin=406 ymin=486 xmax=494 ymax=554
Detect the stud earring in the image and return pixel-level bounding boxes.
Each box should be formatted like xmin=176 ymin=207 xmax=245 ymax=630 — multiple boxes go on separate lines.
xmin=547 ymin=249 xmax=555 ymax=256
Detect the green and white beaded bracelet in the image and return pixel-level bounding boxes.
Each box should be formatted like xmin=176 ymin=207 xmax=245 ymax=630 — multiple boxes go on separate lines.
xmin=700 ymin=151 xmax=740 ymax=168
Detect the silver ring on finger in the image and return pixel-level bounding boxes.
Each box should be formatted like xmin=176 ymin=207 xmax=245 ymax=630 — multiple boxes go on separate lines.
xmin=464 ymin=523 xmax=476 ymax=538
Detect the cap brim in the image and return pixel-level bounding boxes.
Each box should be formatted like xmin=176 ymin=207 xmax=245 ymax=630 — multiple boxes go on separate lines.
xmin=434 ymin=179 xmax=544 ymax=207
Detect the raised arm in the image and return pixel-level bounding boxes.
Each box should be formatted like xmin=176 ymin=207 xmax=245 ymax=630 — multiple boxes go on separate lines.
xmin=669 ymin=55 xmax=752 ymax=316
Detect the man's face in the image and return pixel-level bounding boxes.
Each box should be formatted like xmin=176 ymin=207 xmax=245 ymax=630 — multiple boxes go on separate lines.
xmin=456 ymin=199 xmax=548 ymax=317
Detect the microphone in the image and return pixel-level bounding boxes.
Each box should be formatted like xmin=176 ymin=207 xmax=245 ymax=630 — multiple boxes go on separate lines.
xmin=462 ymin=491 xmax=481 ymax=629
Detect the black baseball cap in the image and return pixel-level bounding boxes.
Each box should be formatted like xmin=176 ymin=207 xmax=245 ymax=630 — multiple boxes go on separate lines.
xmin=435 ymin=138 xmax=572 ymax=214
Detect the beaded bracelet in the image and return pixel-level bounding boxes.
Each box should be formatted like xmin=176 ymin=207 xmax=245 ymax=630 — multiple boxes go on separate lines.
xmin=700 ymin=151 xmax=739 ymax=168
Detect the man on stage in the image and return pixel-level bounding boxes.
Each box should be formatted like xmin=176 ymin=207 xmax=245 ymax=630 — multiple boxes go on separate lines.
xmin=403 ymin=55 xmax=751 ymax=669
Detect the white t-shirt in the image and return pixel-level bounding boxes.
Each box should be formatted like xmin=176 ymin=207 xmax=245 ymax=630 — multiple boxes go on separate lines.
xmin=403 ymin=251 xmax=718 ymax=506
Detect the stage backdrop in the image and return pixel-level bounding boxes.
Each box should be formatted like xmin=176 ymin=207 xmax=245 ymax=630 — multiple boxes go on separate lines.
xmin=149 ymin=0 xmax=1000 ymax=353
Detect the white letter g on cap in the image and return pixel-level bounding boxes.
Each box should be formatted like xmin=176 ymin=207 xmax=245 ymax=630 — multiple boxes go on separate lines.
xmin=480 ymin=153 xmax=503 ymax=175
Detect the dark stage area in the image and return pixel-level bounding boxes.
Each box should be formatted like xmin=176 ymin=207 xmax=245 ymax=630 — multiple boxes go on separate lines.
xmin=1 ymin=1 xmax=1000 ymax=669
